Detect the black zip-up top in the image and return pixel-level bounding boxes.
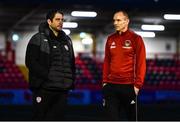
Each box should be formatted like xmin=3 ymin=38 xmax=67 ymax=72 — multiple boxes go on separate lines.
xmin=25 ymin=22 xmax=75 ymax=91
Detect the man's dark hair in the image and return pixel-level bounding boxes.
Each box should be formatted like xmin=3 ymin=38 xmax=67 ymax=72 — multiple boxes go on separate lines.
xmin=46 ymin=9 xmax=64 ymax=21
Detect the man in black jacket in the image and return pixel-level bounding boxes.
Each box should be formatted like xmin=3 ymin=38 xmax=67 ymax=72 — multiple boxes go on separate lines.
xmin=25 ymin=9 xmax=75 ymax=120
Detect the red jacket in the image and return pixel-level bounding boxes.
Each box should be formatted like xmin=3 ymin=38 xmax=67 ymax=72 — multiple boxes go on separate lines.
xmin=103 ymin=30 xmax=146 ymax=89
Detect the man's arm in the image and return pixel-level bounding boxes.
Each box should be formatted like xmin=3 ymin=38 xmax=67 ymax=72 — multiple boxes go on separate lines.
xmin=134 ymin=35 xmax=146 ymax=93
xmin=102 ymin=37 xmax=111 ymax=85
xmin=25 ymin=34 xmax=48 ymax=79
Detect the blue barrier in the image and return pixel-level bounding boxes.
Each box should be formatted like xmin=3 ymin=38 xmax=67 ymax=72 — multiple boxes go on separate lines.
xmin=1 ymin=89 xmax=180 ymax=105
xmin=0 ymin=89 xmax=32 ymax=105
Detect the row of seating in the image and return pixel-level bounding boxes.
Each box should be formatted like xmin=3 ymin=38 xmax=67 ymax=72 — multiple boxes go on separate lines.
xmin=0 ymin=57 xmax=28 ymax=89
xmin=75 ymin=58 xmax=180 ymax=90
xmin=144 ymin=59 xmax=180 ymax=90
xmin=147 ymin=59 xmax=180 ymax=67
xmin=0 ymin=54 xmax=180 ymax=90
xmin=75 ymin=55 xmax=102 ymax=89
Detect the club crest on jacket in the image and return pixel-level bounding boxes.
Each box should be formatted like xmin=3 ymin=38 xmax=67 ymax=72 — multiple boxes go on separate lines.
xmin=123 ymin=40 xmax=132 ymax=49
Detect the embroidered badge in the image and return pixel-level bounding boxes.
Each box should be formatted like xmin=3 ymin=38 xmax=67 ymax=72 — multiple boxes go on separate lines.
xmin=36 ymin=96 xmax=42 ymax=103
xmin=44 ymin=39 xmax=48 ymax=42
xmin=122 ymin=40 xmax=132 ymax=49
xmin=53 ymin=45 xmax=57 ymax=48
xmin=64 ymin=45 xmax=69 ymax=51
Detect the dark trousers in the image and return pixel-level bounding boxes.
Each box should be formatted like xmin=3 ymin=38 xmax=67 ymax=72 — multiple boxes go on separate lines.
xmin=32 ymin=89 xmax=68 ymax=120
xmin=102 ymin=83 xmax=137 ymax=121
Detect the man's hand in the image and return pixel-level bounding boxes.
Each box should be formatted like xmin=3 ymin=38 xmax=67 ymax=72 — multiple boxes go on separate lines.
xmin=134 ymin=86 xmax=139 ymax=95
xmin=103 ymin=83 xmax=107 ymax=87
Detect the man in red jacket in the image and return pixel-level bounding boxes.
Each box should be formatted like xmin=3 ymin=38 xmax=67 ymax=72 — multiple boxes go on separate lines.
xmin=102 ymin=10 xmax=146 ymax=121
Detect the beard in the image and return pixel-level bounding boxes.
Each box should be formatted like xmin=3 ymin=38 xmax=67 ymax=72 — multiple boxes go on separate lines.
xmin=50 ymin=25 xmax=61 ymax=32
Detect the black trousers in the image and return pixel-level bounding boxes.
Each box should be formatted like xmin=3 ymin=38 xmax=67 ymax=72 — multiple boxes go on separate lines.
xmin=102 ymin=83 xmax=137 ymax=121
xmin=32 ymin=89 xmax=68 ymax=120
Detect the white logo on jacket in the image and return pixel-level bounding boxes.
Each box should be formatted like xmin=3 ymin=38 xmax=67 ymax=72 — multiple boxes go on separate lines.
xmin=36 ymin=96 xmax=42 ymax=103
xmin=130 ymin=100 xmax=135 ymax=104
xmin=44 ymin=39 xmax=48 ymax=42
xmin=64 ymin=45 xmax=69 ymax=51
xmin=103 ymin=99 xmax=106 ymax=106
xmin=53 ymin=45 xmax=57 ymax=48
xmin=110 ymin=41 xmax=116 ymax=49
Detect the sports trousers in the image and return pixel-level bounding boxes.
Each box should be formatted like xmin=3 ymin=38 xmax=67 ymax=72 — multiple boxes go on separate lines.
xmin=102 ymin=83 xmax=138 ymax=121
xmin=32 ymin=89 xmax=68 ymax=120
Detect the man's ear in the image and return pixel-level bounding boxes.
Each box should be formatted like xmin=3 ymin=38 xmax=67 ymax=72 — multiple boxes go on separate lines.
xmin=126 ymin=19 xmax=130 ymax=25
xmin=47 ymin=19 xmax=51 ymax=25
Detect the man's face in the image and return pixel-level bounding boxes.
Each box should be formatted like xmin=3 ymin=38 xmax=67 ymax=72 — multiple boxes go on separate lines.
xmin=48 ymin=13 xmax=64 ymax=31
xmin=113 ymin=12 xmax=129 ymax=32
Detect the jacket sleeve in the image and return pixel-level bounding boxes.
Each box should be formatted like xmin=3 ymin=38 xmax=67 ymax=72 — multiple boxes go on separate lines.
xmin=66 ymin=36 xmax=76 ymax=90
xmin=103 ymin=37 xmax=111 ymax=83
xmin=25 ymin=34 xmax=48 ymax=79
xmin=134 ymin=35 xmax=146 ymax=89
xmin=66 ymin=35 xmax=76 ymax=81
xmin=70 ymin=39 xmax=76 ymax=81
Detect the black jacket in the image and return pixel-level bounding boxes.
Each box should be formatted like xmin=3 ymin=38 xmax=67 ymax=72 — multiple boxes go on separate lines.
xmin=25 ymin=22 xmax=75 ymax=92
